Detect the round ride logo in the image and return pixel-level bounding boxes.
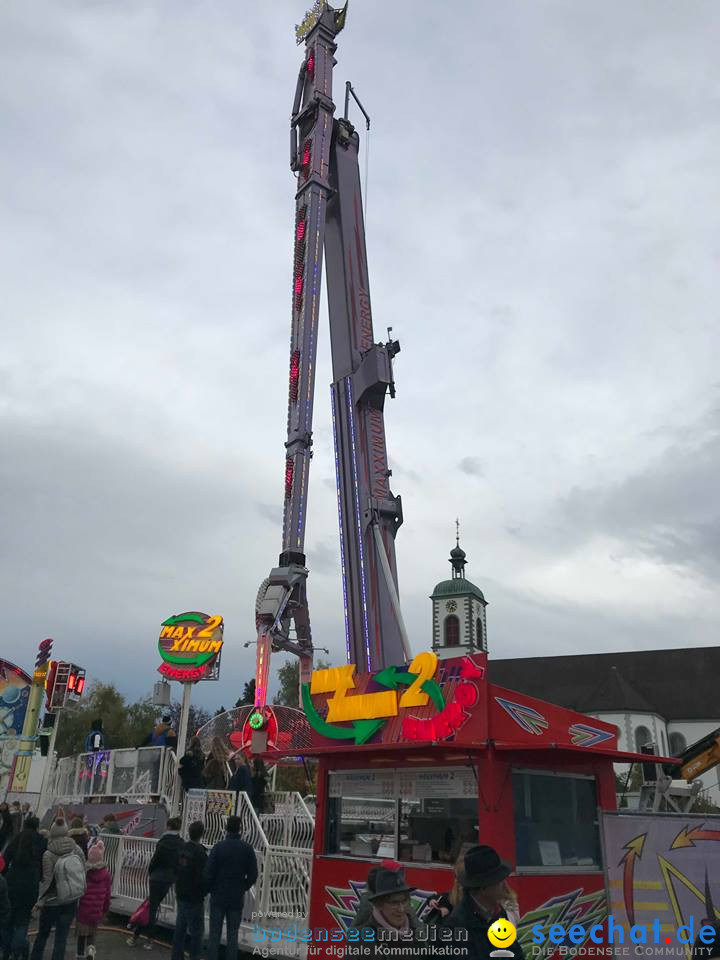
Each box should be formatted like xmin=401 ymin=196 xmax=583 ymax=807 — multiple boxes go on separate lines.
xmin=158 ymin=612 xmax=224 ymax=682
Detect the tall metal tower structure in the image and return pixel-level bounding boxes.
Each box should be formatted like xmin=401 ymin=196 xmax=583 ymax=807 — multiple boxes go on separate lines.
xmin=254 ymin=1 xmax=410 ymax=709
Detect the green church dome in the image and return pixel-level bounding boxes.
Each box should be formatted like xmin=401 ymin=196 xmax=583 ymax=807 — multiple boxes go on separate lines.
xmin=431 ymin=578 xmax=485 ymax=603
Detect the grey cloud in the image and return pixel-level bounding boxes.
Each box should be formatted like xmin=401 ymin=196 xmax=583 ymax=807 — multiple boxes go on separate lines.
xmin=255 ymin=502 xmax=282 ymax=525
xmin=458 ymin=457 xmax=484 ymax=477
xmin=1 ymin=0 xmax=720 ymax=709
xmin=559 ymin=408 xmax=720 ymax=581
xmin=307 ymin=539 xmax=339 ymax=576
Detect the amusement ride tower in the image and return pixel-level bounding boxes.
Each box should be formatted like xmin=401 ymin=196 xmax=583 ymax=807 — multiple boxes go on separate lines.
xmin=253 ymin=1 xmax=410 ymax=713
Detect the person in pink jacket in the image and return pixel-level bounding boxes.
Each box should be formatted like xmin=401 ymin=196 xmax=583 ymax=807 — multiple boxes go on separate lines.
xmin=75 ymin=842 xmax=112 ymax=960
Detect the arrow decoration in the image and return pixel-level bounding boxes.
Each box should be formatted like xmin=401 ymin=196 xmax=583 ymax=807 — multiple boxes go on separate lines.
xmin=569 ymin=723 xmax=615 ymax=747
xmin=495 ymin=697 xmax=549 ymax=736
xmin=671 ymin=825 xmax=720 ymax=849
xmin=374 ymin=664 xmax=446 ymax=712
xmin=374 ymin=665 xmax=416 ymax=689
xmin=620 ymin=833 xmax=646 ymax=926
xmin=301 ymin=684 xmax=384 ymax=745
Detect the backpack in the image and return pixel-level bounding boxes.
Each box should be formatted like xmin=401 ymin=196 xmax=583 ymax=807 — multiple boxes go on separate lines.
xmin=54 ymin=853 xmax=86 ymax=903
xmin=150 ymin=726 xmax=167 ymax=747
xmin=85 ymin=730 xmax=103 ymax=752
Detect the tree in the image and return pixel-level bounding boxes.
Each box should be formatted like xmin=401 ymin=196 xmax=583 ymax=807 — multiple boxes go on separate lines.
xmin=272 ymin=657 xmax=330 ymax=707
xmin=165 ymin=702 xmax=212 ymax=740
xmin=235 ymin=679 xmax=256 ymax=708
xmin=55 ymin=683 xmax=157 ymax=757
xmin=275 ymin=760 xmax=317 ymax=794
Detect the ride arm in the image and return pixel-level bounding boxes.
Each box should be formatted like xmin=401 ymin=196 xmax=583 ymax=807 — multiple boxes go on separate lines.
xmin=254 ymin=3 xmax=348 ymax=708
xmin=678 ymin=727 xmax=720 ymax=781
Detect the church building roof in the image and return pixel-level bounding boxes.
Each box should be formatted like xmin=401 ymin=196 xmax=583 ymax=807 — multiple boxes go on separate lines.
xmin=489 ymin=647 xmax=720 ymax=721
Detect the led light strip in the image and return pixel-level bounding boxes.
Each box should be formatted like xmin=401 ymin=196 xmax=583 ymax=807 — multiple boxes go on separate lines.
xmin=345 ymin=376 xmax=371 ymax=670
xmin=331 ymin=386 xmax=351 ymax=664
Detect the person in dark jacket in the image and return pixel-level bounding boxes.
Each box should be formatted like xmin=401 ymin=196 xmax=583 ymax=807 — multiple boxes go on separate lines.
xmin=143 ymin=717 xmax=177 ymax=752
xmin=171 ymin=822 xmax=207 ymax=960
xmin=250 ymin=758 xmax=267 ymax=814
xmin=204 ymin=815 xmax=258 ymax=960
xmin=442 ymin=846 xmax=525 ymax=960
xmin=3 ymin=819 xmax=46 ymax=874
xmin=178 ymin=738 xmax=205 ymax=794
xmin=9 ymin=806 xmax=22 ymax=840
xmin=84 ymin=721 xmax=104 ymax=753
xmin=127 ymin=817 xmax=183 ymax=947
xmin=0 ymin=871 xmax=11 ymax=959
xmin=227 ymin=754 xmax=252 ymax=798
xmin=5 ymin=832 xmax=39 ymax=960
xmin=0 ymin=806 xmax=13 ymax=853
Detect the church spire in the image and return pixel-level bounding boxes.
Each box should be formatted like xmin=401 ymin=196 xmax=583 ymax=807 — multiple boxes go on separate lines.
xmin=431 ymin=522 xmax=488 ymax=659
xmin=449 ymin=518 xmax=467 ymax=579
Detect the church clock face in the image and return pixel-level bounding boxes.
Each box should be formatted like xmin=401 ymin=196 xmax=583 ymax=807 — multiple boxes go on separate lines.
xmin=445 ymin=600 xmax=458 ymax=612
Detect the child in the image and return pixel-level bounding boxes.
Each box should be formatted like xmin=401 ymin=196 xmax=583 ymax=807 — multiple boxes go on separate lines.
xmin=76 ymin=842 xmax=112 ymax=960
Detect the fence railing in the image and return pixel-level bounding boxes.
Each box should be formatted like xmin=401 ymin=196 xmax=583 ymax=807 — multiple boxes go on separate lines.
xmin=260 ymin=792 xmax=314 ymax=849
xmin=53 ymin=748 xmax=178 ymax=809
xmin=101 ymin=808 xmax=310 ymax=954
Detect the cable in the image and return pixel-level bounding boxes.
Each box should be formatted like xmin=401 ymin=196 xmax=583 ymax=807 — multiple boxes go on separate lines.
xmin=363 ymin=125 xmax=370 ymax=223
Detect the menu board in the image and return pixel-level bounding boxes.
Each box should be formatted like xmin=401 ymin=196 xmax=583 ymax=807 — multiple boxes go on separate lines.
xmin=329 ymin=767 xmax=476 ymax=801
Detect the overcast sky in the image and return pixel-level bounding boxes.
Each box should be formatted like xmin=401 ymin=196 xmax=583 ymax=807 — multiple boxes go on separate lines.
xmin=2 ymin=1 xmax=719 ymax=711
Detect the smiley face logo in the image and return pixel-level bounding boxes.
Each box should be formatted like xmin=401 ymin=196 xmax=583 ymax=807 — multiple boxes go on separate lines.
xmin=488 ymin=919 xmax=517 ymax=949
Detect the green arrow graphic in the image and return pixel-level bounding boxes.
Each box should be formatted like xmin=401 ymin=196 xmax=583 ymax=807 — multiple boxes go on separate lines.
xmin=374 ymin=665 xmax=417 ymax=689
xmin=421 ymin=679 xmax=445 ymax=711
xmin=161 ymin=613 xmax=206 ymax=627
xmin=301 ymin=684 xmax=385 ymax=745
xmin=375 ymin=666 xmax=446 ymax=712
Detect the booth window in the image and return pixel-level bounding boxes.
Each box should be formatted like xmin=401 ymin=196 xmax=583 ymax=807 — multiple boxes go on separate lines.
xmin=444 ymin=615 xmax=459 ymax=646
xmin=325 ymin=767 xmax=478 ymax=863
xmin=513 ymin=770 xmax=600 ymax=870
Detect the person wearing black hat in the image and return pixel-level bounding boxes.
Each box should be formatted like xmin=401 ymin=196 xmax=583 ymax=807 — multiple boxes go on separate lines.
xmin=442 ymin=845 xmax=525 ymax=960
xmin=349 ymin=868 xmax=426 ymax=959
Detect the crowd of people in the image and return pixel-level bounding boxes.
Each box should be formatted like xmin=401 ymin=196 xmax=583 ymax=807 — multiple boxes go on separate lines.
xmin=0 ymin=813 xmax=111 ymax=960
xmin=177 ymin=738 xmax=267 ymax=813
xmin=1 ymin=800 xmax=719 ymax=960
xmin=125 ymin=815 xmax=257 ymax=960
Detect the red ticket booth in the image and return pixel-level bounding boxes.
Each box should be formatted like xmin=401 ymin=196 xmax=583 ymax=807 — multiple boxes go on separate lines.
xmin=273 ymin=651 xmax=676 ymax=958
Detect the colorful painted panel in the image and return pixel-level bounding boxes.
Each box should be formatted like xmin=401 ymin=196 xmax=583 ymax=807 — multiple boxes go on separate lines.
xmin=602 ymin=812 xmax=720 ymax=942
xmin=0 ymin=660 xmax=31 ymax=797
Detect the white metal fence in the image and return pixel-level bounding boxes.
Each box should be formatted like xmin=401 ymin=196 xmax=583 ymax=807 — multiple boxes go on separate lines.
xmin=101 ymin=794 xmax=312 ymax=957
xmin=53 ymin=748 xmax=178 ymax=808
xmin=260 ymin=792 xmax=314 ymax=849
xmin=47 ymin=751 xmax=314 ymax=955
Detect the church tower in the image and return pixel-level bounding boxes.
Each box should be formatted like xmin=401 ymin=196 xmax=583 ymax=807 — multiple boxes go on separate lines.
xmin=431 ymin=522 xmax=488 ymax=660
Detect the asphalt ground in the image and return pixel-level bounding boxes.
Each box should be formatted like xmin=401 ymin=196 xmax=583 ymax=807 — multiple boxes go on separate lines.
xmin=25 ymin=916 xmax=255 ymax=960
